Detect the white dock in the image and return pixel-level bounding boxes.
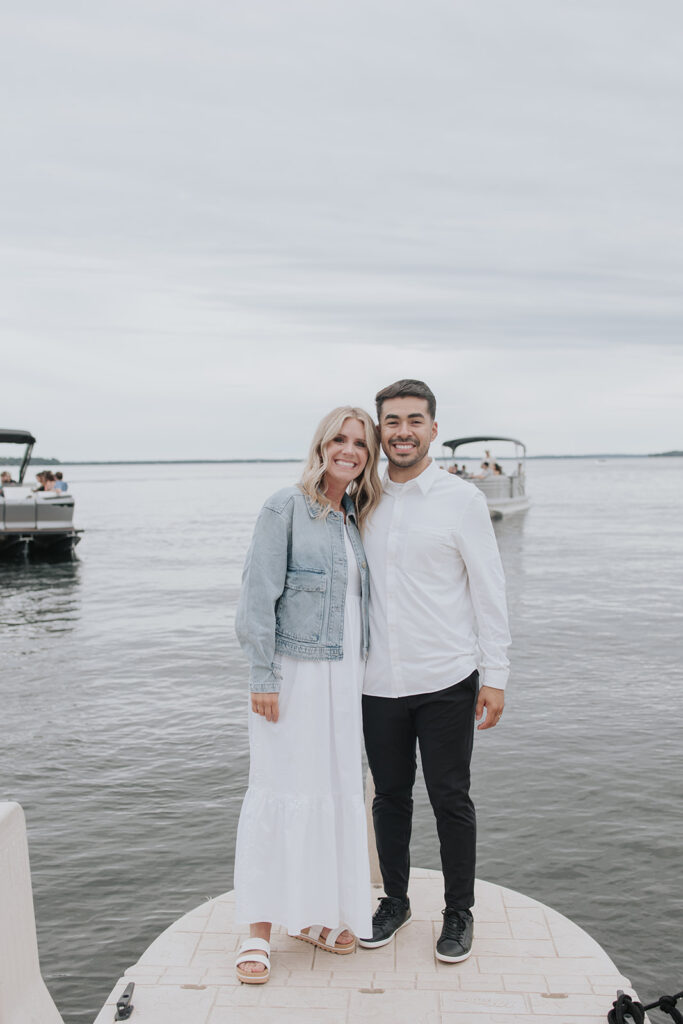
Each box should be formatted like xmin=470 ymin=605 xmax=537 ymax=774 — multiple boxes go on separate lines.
xmin=93 ymin=869 xmax=641 ymax=1024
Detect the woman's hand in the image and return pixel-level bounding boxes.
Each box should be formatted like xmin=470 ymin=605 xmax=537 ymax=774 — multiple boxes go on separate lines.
xmin=251 ymin=692 xmax=280 ymax=723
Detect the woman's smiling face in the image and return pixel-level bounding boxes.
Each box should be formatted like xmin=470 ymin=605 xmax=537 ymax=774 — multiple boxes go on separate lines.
xmin=323 ymin=417 xmax=369 ymax=489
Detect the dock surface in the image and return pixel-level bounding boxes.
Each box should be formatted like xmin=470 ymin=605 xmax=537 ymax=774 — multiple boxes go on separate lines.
xmin=94 ymin=869 xmax=641 ymax=1023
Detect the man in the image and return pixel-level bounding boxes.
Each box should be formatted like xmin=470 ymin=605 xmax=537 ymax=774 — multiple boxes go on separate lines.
xmin=359 ymin=379 xmax=510 ymax=963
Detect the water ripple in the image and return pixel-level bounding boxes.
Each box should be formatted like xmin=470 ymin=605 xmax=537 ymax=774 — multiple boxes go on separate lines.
xmin=2 ymin=458 xmax=682 ymax=1021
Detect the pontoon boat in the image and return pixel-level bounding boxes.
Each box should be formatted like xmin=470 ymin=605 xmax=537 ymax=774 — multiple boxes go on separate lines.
xmin=0 ymin=429 xmax=82 ymax=560
xmin=442 ymin=435 xmax=530 ymax=518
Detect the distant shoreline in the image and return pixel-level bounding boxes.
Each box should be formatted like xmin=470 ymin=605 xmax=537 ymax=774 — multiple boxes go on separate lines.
xmin=5 ymin=451 xmax=681 ymax=466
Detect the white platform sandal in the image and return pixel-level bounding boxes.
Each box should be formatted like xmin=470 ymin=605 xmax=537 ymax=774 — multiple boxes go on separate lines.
xmin=235 ymin=937 xmax=271 ymax=984
xmin=296 ymin=925 xmax=356 ymax=955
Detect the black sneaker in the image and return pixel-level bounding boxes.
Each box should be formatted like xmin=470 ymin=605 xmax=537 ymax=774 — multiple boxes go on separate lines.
xmin=358 ymin=896 xmax=412 ymax=948
xmin=435 ymin=908 xmax=474 ymax=963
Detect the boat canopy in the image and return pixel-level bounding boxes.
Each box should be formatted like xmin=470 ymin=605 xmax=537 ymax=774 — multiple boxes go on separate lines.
xmin=442 ymin=435 xmax=526 ymax=455
xmin=0 ymin=430 xmax=36 ymax=445
xmin=0 ymin=429 xmax=37 ymax=484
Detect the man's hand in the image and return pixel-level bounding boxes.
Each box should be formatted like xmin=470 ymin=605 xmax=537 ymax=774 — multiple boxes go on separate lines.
xmin=475 ymin=686 xmax=505 ymax=730
xmin=251 ymin=692 xmax=280 ymax=723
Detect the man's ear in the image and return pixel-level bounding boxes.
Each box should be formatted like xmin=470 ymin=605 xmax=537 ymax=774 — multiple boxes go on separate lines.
xmin=431 ymin=419 xmax=438 ymax=442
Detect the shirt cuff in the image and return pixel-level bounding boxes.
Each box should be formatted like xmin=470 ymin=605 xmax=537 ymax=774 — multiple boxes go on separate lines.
xmin=480 ymin=667 xmax=508 ymax=690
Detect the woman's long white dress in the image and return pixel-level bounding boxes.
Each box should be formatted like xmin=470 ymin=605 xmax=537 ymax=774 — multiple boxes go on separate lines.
xmin=234 ymin=527 xmax=372 ymax=937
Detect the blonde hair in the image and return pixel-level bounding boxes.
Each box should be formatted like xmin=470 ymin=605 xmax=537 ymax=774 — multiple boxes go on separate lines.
xmin=299 ymin=406 xmax=382 ymax=532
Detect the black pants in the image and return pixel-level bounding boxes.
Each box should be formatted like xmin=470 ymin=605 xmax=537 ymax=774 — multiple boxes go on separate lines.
xmin=362 ymin=671 xmax=478 ymax=910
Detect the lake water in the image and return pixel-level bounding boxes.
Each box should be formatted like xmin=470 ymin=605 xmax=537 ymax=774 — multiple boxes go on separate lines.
xmin=2 ymin=457 xmax=682 ymax=1022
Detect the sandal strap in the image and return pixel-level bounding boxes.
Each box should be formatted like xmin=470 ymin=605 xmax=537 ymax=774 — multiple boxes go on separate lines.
xmin=325 ymin=926 xmax=346 ymax=947
xmin=237 ymin=937 xmax=270 ymax=956
xmin=236 ymin=951 xmax=269 ymax=969
xmin=305 ymin=925 xmax=324 ymax=941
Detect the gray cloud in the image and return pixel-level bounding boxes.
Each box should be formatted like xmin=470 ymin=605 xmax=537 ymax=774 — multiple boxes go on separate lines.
xmin=1 ymin=0 xmax=682 ymax=458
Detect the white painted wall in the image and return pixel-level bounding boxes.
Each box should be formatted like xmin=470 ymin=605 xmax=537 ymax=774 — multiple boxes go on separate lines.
xmin=0 ymin=802 xmax=63 ymax=1024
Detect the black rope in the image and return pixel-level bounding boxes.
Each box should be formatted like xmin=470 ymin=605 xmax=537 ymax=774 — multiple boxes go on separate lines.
xmin=643 ymin=992 xmax=683 ymax=1024
xmin=609 ymin=989 xmax=683 ymax=1024
xmin=608 ymin=992 xmax=645 ymax=1024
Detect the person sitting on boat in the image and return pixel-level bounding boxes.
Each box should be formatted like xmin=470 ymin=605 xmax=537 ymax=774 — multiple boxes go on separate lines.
xmin=54 ymin=472 xmax=68 ymax=492
xmin=42 ymin=472 xmax=57 ymax=492
xmin=33 ymin=472 xmax=46 ymax=492
xmin=473 ymin=461 xmax=492 ymax=479
xmin=493 ymin=463 xmax=504 ymax=476
xmin=1 ymin=471 xmax=16 ymax=487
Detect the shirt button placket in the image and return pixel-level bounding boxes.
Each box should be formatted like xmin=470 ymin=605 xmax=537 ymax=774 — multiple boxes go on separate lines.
xmin=386 ymin=494 xmax=403 ymax=695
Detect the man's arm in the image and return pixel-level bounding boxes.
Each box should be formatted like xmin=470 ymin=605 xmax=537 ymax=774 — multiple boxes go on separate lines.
xmin=456 ymin=490 xmax=511 ymax=729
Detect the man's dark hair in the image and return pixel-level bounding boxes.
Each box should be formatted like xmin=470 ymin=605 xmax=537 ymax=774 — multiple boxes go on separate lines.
xmin=375 ymin=379 xmax=436 ymax=421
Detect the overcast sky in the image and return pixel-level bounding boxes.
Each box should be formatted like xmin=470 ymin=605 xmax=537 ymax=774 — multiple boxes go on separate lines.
xmin=2 ymin=0 xmax=682 ymax=459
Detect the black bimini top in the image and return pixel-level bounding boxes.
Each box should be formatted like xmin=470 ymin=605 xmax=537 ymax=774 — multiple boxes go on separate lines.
xmin=0 ymin=429 xmax=36 ymax=445
xmin=442 ymin=435 xmax=526 ymax=455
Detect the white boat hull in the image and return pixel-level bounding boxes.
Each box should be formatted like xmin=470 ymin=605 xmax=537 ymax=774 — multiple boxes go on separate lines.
xmin=0 ymin=804 xmax=64 ymax=1024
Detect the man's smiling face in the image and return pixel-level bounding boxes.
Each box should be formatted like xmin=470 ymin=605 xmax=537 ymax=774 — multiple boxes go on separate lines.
xmin=379 ymin=396 xmax=437 ymax=471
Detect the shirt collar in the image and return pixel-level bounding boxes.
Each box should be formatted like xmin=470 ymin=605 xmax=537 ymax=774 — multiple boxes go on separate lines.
xmin=342 ymin=492 xmax=358 ymax=522
xmin=304 ymin=490 xmax=357 ymax=521
xmin=382 ymin=458 xmax=441 ymax=496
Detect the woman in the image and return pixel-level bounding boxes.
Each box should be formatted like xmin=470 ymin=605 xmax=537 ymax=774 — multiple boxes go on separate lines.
xmin=233 ymin=406 xmax=382 ymax=984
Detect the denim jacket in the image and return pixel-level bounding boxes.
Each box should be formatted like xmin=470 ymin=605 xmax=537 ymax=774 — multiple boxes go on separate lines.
xmin=235 ymin=486 xmax=370 ymax=692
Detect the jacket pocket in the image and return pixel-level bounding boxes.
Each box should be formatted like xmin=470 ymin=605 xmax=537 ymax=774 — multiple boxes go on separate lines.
xmin=275 ymin=568 xmax=327 ymax=643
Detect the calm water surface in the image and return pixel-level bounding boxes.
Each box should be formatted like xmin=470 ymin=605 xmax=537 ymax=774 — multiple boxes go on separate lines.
xmin=2 ymin=458 xmax=682 ymax=1022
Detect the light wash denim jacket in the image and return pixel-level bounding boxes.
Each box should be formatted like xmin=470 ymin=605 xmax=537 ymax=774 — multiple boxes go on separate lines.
xmin=235 ymin=486 xmax=370 ymax=693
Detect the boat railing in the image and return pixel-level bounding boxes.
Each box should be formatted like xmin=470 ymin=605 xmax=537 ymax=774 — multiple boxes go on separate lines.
xmin=1 ymin=489 xmax=76 ymax=531
xmin=511 ymin=473 xmax=525 ymax=498
xmin=1 ymin=485 xmax=33 ymax=501
xmin=470 ymin=471 xmax=526 ymax=501
xmin=471 ymin=477 xmax=512 ymax=500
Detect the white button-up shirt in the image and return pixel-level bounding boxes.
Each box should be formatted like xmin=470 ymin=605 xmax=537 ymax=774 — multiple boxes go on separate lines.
xmin=363 ymin=459 xmax=510 ymax=697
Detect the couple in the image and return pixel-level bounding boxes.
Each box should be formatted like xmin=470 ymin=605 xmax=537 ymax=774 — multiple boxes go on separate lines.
xmin=233 ymin=379 xmax=510 ymax=983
